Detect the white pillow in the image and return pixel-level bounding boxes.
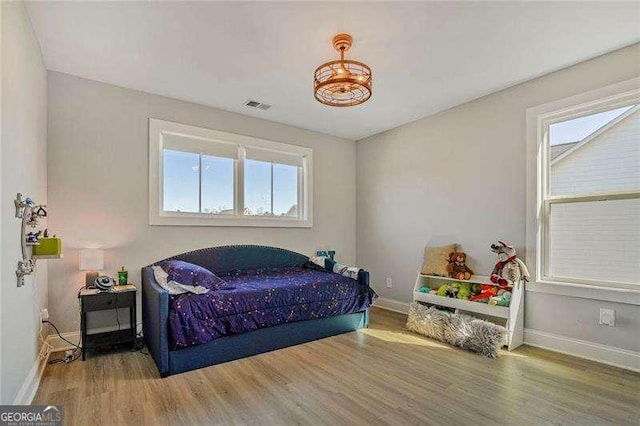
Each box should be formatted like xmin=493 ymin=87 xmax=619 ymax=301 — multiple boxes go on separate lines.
xmin=151 ymin=266 xmax=209 ymax=295
xmin=152 ymin=265 xmax=169 ymax=285
xmin=309 ymin=256 xmax=328 ymax=268
xmin=332 ymin=262 xmax=360 ymax=280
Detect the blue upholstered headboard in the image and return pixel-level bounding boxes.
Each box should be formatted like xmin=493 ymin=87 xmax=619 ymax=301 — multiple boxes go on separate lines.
xmin=146 ymin=245 xmax=309 ymax=275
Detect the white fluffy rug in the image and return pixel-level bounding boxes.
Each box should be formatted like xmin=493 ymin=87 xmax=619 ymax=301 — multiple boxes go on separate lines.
xmin=406 ymin=302 xmax=506 ymax=358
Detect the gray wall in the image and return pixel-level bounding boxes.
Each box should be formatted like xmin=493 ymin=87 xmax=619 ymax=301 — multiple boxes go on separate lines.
xmin=47 ymin=72 xmax=357 ymax=334
xmin=1 ymin=1 xmax=48 ymax=404
xmin=356 ymin=44 xmax=640 ymax=353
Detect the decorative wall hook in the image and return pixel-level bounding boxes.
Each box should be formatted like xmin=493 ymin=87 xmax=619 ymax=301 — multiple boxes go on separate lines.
xmin=15 ymin=192 xmax=27 ymax=218
xmin=14 ymin=192 xmax=47 ymax=287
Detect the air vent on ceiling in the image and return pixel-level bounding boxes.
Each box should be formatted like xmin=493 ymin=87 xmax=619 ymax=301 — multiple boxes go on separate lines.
xmin=244 ymin=99 xmax=271 ymax=110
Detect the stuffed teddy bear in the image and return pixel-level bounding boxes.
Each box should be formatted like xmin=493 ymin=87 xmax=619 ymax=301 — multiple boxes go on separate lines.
xmin=447 ymin=252 xmax=473 ymax=280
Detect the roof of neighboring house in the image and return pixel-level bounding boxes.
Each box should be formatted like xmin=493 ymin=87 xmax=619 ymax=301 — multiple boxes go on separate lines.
xmin=550 ymin=141 xmax=579 ymax=161
xmin=285 ymin=204 xmax=297 ymax=217
xmin=551 ymin=104 xmax=640 ymax=165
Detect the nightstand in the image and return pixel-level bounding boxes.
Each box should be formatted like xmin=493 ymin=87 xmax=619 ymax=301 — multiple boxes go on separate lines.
xmin=78 ymin=284 xmax=137 ymax=361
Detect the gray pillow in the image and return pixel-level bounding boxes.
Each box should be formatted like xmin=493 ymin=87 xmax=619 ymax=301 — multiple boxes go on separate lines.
xmin=407 ymin=302 xmax=450 ymax=342
xmin=459 ymin=319 xmax=507 ymax=359
xmin=406 ymin=302 xmax=506 ymax=358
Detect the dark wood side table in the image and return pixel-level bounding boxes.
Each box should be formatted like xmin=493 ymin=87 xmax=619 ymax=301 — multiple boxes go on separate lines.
xmin=78 ymin=284 xmax=137 ymax=361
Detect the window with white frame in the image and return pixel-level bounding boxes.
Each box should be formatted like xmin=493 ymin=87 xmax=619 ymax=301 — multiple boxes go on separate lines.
xmin=149 ymin=119 xmax=312 ymax=227
xmin=243 ymin=147 xmax=303 ymax=217
xmin=527 ymin=80 xmax=639 ymax=290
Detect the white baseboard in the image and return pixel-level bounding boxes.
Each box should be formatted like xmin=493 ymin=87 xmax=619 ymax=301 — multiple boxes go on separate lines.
xmin=373 ymin=296 xmax=639 ymax=372
xmin=524 ymin=328 xmax=640 ymax=372
xmin=47 ymin=331 xmax=81 ymax=352
xmin=374 ymin=297 xmax=410 ymax=314
xmin=13 ymin=342 xmax=50 ymax=405
xmin=45 ymin=306 xmax=639 ymax=372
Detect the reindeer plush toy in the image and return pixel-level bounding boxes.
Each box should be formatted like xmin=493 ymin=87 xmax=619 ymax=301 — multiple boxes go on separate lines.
xmin=489 ymin=240 xmax=530 ymax=286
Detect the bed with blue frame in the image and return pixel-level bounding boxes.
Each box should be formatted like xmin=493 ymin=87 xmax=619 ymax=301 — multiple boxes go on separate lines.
xmin=142 ymin=245 xmax=372 ymax=377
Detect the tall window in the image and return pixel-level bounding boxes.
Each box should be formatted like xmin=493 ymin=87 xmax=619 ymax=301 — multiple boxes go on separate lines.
xmin=528 ymin=81 xmax=639 ymax=290
xmin=149 ymin=119 xmax=312 ymax=227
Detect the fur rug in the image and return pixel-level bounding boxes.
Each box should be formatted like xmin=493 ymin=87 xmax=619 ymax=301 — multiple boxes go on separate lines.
xmin=406 ymin=302 xmax=506 ymax=358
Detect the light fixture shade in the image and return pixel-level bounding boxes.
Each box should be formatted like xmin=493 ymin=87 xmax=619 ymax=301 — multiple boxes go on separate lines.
xmin=314 ymin=33 xmax=372 ymax=107
xmin=79 ymin=249 xmax=104 ymax=271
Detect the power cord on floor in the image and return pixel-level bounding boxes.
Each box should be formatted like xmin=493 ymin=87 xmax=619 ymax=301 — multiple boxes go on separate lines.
xmin=47 ymin=350 xmax=81 ymax=365
xmin=115 ymin=292 xmax=121 ymax=332
xmin=31 ymin=267 xmax=53 ymax=360
xmin=43 ymin=319 xmax=82 ymax=364
xmin=131 ymin=321 xmax=148 ymax=354
xmin=113 ymin=293 xmax=147 ymax=354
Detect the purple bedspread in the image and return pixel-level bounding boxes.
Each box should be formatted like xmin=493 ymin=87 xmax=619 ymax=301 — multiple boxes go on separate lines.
xmin=168 ymin=266 xmax=377 ymax=349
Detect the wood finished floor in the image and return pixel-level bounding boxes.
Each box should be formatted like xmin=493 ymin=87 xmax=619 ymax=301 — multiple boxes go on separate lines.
xmin=34 ymin=307 xmax=639 ymax=425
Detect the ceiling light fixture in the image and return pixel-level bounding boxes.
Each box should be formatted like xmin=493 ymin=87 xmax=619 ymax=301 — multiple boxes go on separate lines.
xmin=314 ymin=33 xmax=372 ymax=107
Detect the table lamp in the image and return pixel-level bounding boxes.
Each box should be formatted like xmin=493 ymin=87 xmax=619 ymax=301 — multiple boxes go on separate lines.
xmin=79 ymin=249 xmax=104 ymax=287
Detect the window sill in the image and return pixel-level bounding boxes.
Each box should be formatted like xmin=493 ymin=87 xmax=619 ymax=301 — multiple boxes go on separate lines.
xmin=527 ymin=280 xmax=640 ymax=305
xmin=150 ymin=214 xmax=312 ymax=228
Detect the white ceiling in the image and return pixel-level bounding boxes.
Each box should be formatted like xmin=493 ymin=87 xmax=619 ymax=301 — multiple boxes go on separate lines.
xmin=26 ymin=1 xmax=640 ymax=140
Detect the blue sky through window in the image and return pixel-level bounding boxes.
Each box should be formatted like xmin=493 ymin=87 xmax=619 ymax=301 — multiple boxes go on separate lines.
xmin=549 ymin=105 xmax=634 ymax=145
xmin=273 ymin=163 xmax=298 ymax=216
xmin=163 ymin=150 xmax=297 ymax=216
xmin=163 ymin=150 xmax=199 ymax=212
xmin=244 ymin=159 xmax=270 ymax=215
xmin=244 ymin=159 xmax=298 ymax=216
xmin=202 ymin=155 xmax=234 ymax=213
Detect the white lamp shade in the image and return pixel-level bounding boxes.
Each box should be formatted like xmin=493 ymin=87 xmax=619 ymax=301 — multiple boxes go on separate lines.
xmin=79 ymin=249 xmax=104 ymax=271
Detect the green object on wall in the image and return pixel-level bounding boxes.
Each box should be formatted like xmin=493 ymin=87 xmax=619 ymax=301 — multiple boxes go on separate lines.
xmin=32 ymin=238 xmax=62 ymax=256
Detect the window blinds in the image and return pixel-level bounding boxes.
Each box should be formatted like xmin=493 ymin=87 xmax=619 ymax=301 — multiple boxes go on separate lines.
xmin=244 ymin=147 xmax=305 ymax=167
xmin=162 ymin=132 xmax=238 ymax=159
xmin=549 ymin=198 xmax=640 ymax=284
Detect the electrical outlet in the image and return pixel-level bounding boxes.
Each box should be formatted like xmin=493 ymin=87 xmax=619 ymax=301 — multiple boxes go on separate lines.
xmin=386 ymin=278 xmax=393 ymax=288
xmin=40 ymin=308 xmax=49 ymax=321
xmin=599 ymin=308 xmax=615 ymax=327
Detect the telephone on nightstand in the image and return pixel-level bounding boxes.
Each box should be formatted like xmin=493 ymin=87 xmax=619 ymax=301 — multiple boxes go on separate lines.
xmin=91 ymin=275 xmax=115 ymax=291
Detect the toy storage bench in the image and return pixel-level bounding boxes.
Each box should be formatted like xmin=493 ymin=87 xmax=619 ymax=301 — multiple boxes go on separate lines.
xmin=413 ymin=274 xmax=524 ymax=350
